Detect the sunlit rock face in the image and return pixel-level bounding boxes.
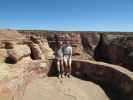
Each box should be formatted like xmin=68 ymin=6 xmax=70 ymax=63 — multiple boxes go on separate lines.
xmin=7 ymin=45 xmax=31 ymax=63
xmin=22 ymin=77 xmax=109 ymax=100
xmin=0 ymin=29 xmax=53 ymax=100
xmin=29 ymin=36 xmax=53 ymax=60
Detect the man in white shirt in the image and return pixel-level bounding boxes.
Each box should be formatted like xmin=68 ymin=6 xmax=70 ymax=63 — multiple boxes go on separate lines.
xmin=63 ymin=41 xmax=72 ymax=78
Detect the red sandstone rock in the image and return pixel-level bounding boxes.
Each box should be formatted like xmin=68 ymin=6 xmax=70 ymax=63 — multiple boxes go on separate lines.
xmin=29 ymin=43 xmax=42 ymax=60
xmin=80 ymin=32 xmax=100 ymax=57
xmin=97 ymin=33 xmax=133 ymax=71
xmin=7 ymin=45 xmax=31 ymax=63
xmin=71 ymin=59 xmax=133 ymax=100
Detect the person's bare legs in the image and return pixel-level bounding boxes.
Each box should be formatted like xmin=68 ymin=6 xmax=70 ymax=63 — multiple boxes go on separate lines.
xmin=65 ymin=57 xmax=71 ymax=78
xmin=68 ymin=57 xmax=72 ymax=78
xmin=57 ymin=60 xmax=61 ymax=78
xmin=60 ymin=60 xmax=64 ymax=78
xmin=64 ymin=56 xmax=72 ymax=78
xmin=63 ymin=56 xmax=68 ymax=77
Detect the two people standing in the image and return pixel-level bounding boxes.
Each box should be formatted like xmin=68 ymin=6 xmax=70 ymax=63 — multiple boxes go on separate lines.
xmin=55 ymin=41 xmax=72 ymax=78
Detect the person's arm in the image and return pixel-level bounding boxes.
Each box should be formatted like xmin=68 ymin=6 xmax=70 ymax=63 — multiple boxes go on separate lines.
xmin=70 ymin=46 xmax=72 ymax=56
xmin=62 ymin=47 xmax=65 ymax=57
xmin=53 ymin=49 xmax=58 ymax=58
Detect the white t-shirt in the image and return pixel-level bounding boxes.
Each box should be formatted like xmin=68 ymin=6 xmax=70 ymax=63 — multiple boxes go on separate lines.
xmin=63 ymin=46 xmax=72 ymax=55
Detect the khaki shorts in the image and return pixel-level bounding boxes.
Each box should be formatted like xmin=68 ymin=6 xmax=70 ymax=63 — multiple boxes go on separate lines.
xmin=55 ymin=56 xmax=63 ymax=61
xmin=63 ymin=55 xmax=72 ymax=65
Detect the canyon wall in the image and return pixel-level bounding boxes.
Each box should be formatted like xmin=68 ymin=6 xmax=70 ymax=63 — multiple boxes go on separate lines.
xmin=19 ymin=30 xmax=133 ymax=71
xmin=18 ymin=30 xmax=133 ymax=100
xmin=71 ymin=59 xmax=133 ymax=100
xmin=0 ymin=29 xmax=133 ymax=100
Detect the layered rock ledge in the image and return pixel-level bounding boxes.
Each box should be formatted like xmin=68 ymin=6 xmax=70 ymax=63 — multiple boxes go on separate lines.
xmin=71 ymin=59 xmax=133 ymax=100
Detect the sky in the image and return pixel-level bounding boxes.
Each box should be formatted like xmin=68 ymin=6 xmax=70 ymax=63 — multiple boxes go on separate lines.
xmin=0 ymin=0 xmax=133 ymax=32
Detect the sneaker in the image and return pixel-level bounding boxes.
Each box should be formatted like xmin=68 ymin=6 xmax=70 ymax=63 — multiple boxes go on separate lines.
xmin=58 ymin=75 xmax=61 ymax=79
xmin=61 ymin=75 xmax=64 ymax=78
xmin=67 ymin=74 xmax=71 ymax=78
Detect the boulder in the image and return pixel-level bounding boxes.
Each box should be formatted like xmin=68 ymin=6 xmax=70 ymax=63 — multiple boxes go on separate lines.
xmin=29 ymin=43 xmax=42 ymax=60
xmin=29 ymin=36 xmax=53 ymax=60
xmin=30 ymin=36 xmax=40 ymax=44
xmin=7 ymin=45 xmax=31 ymax=63
xmin=39 ymin=39 xmax=54 ymax=59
